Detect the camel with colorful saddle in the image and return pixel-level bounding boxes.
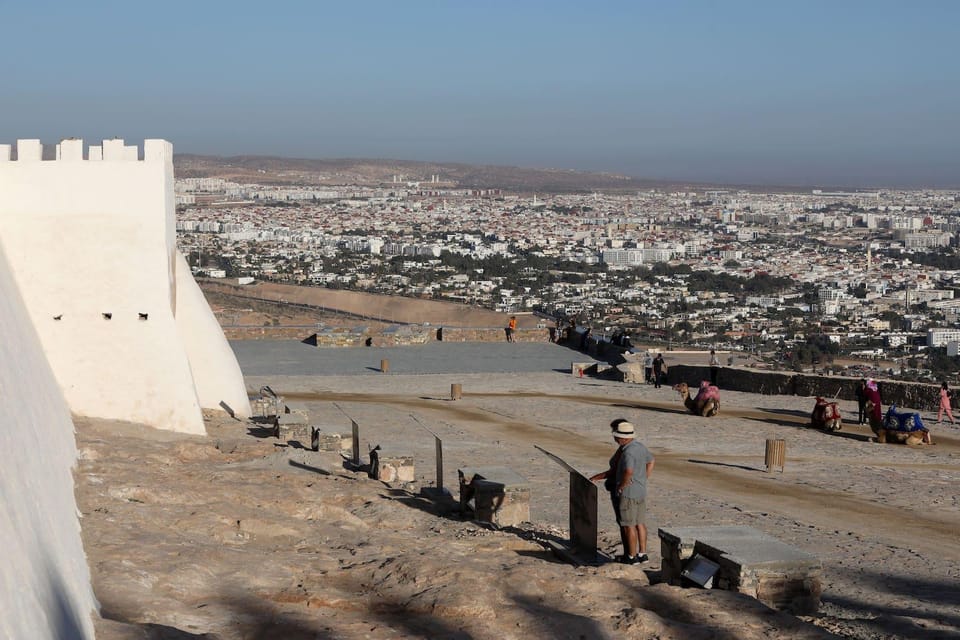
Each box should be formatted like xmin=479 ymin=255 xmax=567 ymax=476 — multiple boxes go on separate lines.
xmin=866 ymin=401 xmax=933 ymax=445
xmin=810 ymin=397 xmax=842 ymax=432
xmin=673 ymin=381 xmax=720 ymax=417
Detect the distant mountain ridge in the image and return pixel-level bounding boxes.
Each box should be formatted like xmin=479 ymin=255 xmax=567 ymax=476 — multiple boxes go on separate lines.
xmin=173 ymin=154 xmax=734 ymax=193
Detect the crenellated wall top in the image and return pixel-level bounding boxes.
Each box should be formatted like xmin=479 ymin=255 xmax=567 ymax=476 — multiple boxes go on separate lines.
xmin=0 ymin=138 xmax=172 ymax=163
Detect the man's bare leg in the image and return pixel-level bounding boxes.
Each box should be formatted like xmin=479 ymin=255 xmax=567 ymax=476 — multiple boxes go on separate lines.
xmin=623 ymin=526 xmax=638 ymax=558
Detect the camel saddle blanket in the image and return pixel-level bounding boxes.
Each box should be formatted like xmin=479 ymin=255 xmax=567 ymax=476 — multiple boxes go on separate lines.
xmin=813 ymin=398 xmax=840 ymax=421
xmin=694 ymin=382 xmax=720 ymax=404
xmin=882 ymin=405 xmax=926 ymax=432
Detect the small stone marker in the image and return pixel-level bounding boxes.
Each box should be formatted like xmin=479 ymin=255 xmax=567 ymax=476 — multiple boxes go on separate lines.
xmin=380 ymin=359 xmax=389 ymax=373
xmin=765 ymin=438 xmax=786 ymax=473
xmin=450 ymin=383 xmax=462 ymax=400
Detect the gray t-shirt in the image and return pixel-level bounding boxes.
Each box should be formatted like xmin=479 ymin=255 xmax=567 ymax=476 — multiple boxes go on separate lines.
xmin=616 ymin=439 xmax=654 ymax=500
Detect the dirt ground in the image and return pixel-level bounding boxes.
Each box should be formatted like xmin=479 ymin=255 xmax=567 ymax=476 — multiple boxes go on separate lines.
xmin=200 ymin=280 xmax=540 ymax=329
xmin=78 ymin=367 xmax=960 ymax=639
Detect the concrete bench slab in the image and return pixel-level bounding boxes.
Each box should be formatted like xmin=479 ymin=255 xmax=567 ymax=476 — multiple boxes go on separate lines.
xmin=458 ymin=466 xmax=529 ymax=527
xmin=369 ymin=445 xmax=415 ymax=484
xmin=659 ymin=525 xmax=822 ymax=614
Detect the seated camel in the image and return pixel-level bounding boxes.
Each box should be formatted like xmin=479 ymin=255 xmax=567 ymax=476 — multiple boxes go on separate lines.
xmin=865 ymin=400 xmax=932 ymax=445
xmin=811 ymin=397 xmax=842 ymax=432
xmin=673 ymin=381 xmax=720 ymax=417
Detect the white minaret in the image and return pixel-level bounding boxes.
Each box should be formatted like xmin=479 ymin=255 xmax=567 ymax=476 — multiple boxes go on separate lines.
xmin=867 ymin=245 xmax=872 ymax=271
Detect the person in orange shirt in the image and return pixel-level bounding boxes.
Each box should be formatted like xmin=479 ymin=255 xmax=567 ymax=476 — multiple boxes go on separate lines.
xmin=506 ymin=316 xmax=517 ymax=342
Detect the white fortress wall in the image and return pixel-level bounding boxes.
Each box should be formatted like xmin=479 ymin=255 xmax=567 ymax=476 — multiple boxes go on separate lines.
xmin=0 ymin=242 xmax=96 ymax=639
xmin=0 ymin=138 xmax=232 ymax=434
xmin=175 ymin=251 xmax=252 ymax=417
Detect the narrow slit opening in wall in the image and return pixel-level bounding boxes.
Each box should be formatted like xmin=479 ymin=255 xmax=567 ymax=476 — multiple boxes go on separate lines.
xmin=102 ymin=312 xmax=112 ymax=320
xmin=139 ymin=313 xmax=148 ymax=320
xmin=53 ymin=314 xmax=63 ymax=321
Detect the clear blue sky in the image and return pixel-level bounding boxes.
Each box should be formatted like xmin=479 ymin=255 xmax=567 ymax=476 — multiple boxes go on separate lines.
xmin=3 ymin=1 xmax=958 ymax=188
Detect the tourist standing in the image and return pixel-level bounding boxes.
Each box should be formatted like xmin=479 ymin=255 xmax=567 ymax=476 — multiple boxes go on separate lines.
xmin=643 ymin=354 xmax=654 ymax=384
xmin=938 ymin=381 xmax=955 ymax=425
xmin=506 ymin=316 xmax=517 ymax=342
xmin=855 ymin=379 xmax=867 ymax=425
xmin=589 ymin=418 xmax=631 ymax=558
xmin=593 ymin=421 xmax=655 ymax=564
xmin=652 ymin=353 xmax=666 ymax=388
xmin=709 ymin=349 xmax=720 ymax=386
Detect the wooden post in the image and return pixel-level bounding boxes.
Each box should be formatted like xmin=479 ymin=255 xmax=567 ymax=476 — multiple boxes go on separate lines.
xmin=765 ymin=438 xmax=786 ymax=473
xmin=451 ymin=383 xmax=462 ymax=400
xmin=380 ymin=359 xmax=389 ymax=373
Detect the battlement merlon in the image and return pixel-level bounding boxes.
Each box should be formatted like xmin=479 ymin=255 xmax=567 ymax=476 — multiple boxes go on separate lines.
xmin=0 ymin=139 xmax=172 ymax=162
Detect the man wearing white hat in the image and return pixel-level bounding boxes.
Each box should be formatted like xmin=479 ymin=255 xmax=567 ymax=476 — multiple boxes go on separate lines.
xmin=610 ymin=420 xmax=655 ymax=564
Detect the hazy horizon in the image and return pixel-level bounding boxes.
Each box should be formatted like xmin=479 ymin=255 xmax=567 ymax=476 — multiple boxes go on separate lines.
xmin=3 ymin=1 xmax=959 ymax=189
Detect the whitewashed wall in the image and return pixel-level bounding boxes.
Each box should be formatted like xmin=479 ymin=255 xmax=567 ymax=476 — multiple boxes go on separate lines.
xmin=0 ymin=138 xmax=249 ymax=433
xmin=175 ymin=251 xmax=252 ymax=417
xmin=0 ymin=243 xmax=96 ymax=639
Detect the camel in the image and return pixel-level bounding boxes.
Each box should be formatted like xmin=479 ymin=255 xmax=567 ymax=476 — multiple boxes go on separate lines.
xmin=865 ymin=400 xmax=931 ymax=445
xmin=673 ymin=381 xmax=720 ymax=417
xmin=810 ymin=397 xmax=842 ymax=432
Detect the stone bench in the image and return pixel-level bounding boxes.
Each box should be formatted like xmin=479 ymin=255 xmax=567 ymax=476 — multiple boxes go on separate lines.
xmin=309 ymin=428 xmax=352 ymax=453
xmin=275 ymin=411 xmax=310 ymax=441
xmin=458 ymin=466 xmax=530 ymax=527
xmin=658 ymin=525 xmax=822 ymax=614
xmin=369 ymin=445 xmax=415 ymax=484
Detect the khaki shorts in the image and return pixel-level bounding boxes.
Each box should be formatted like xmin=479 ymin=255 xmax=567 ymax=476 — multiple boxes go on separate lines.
xmin=618 ymin=497 xmax=646 ymax=527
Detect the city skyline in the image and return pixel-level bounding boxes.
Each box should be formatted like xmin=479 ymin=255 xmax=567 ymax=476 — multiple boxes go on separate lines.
xmin=3 ymin=0 xmax=959 ymax=188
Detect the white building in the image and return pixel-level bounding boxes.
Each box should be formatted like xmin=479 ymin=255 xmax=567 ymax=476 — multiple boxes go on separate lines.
xmin=927 ymin=327 xmax=960 ymax=348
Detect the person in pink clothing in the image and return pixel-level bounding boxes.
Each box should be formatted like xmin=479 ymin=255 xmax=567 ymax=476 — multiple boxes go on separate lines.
xmin=937 ymin=381 xmax=955 ymax=425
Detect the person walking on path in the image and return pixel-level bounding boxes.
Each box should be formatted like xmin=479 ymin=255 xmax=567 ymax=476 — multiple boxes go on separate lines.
xmin=591 ymin=421 xmax=654 ymax=564
xmin=643 ymin=354 xmax=654 ymax=384
xmin=938 ymin=381 xmax=955 ymax=425
xmin=589 ymin=418 xmax=631 ymax=557
xmin=709 ymin=349 xmax=720 ymax=387
xmin=855 ymin=379 xmax=868 ymax=425
xmin=652 ymin=353 xmax=666 ymax=388
xmin=506 ymin=316 xmax=517 ymax=343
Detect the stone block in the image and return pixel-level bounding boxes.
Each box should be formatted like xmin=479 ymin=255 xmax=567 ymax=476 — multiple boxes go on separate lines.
xmin=571 ymin=362 xmax=596 ymax=377
xmin=310 ymin=428 xmax=348 ymax=452
xmin=276 ymin=411 xmax=310 ymax=442
xmin=369 ymin=446 xmax=415 ymax=484
xmin=658 ymin=525 xmax=822 ymax=614
xmin=458 ymin=466 xmax=530 ymax=527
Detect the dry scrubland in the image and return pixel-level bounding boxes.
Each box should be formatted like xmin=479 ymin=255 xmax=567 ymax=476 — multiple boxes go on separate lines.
xmin=82 ymin=369 xmax=960 ymax=639
xmin=200 ymin=280 xmax=541 ymax=330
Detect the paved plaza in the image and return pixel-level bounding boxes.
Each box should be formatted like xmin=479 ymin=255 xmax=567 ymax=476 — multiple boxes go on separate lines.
xmin=231 ymin=339 xmax=598 ymax=377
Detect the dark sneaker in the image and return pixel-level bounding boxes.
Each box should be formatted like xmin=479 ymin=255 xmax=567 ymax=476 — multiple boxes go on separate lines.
xmin=616 ymin=554 xmax=636 ymax=564
xmin=636 ymin=553 xmax=649 ymax=564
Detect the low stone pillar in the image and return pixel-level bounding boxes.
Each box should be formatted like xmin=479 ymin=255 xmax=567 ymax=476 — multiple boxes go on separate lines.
xmin=451 ymin=383 xmax=462 ymax=400
xmin=380 ymin=359 xmax=389 ymax=373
